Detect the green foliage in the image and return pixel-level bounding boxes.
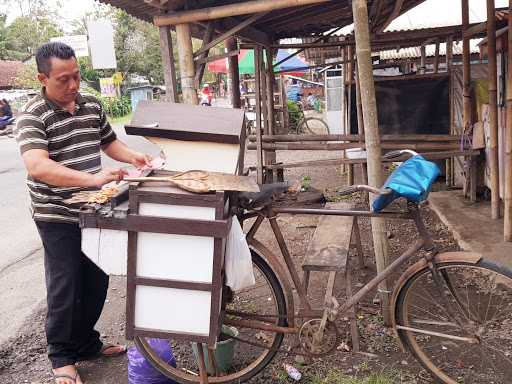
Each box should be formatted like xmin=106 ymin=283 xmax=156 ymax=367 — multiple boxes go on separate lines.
xmin=287 ymin=100 xmax=303 ymax=132
xmin=82 ymin=86 xmax=131 ymax=119
xmin=309 ymin=369 xmax=398 ymax=384
xmin=100 ymin=96 xmax=132 ymax=119
xmin=5 ymin=15 xmax=62 ymax=61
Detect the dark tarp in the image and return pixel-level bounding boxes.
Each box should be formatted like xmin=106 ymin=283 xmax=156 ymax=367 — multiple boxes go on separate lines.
xmin=350 ymin=74 xmax=450 ymax=135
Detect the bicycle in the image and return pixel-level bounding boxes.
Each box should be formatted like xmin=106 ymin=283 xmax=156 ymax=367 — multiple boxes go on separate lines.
xmin=288 ymin=100 xmax=330 ymax=135
xmin=134 ymin=150 xmax=512 ymax=384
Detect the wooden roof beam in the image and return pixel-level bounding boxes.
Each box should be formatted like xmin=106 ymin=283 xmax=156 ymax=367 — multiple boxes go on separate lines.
xmin=153 ymin=0 xmax=330 ymax=26
xmin=378 ymin=0 xmax=404 ymax=32
xmin=217 ymin=17 xmax=272 ymax=46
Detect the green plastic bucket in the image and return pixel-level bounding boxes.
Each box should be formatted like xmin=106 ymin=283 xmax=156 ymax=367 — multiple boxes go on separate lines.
xmin=192 ymin=325 xmax=238 ymax=374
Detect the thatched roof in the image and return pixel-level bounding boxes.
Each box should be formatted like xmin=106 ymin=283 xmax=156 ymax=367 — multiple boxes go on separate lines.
xmin=97 ymin=0 xmax=426 ymax=41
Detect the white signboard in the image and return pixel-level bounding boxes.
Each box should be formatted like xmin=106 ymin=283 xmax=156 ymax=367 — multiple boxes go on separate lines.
xmin=50 ymin=35 xmax=89 ymax=57
xmin=87 ymin=20 xmax=117 ymax=69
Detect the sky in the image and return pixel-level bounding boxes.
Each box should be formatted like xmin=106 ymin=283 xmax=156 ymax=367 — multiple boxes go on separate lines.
xmin=4 ymin=0 xmax=512 ymax=32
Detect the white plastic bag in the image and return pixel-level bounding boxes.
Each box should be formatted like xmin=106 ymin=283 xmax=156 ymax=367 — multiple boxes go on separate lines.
xmin=225 ymin=217 xmax=255 ymax=291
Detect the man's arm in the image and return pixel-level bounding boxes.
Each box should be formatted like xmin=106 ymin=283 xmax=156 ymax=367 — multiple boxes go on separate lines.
xmin=22 ymin=149 xmax=124 ymax=188
xmin=102 ymin=139 xmax=152 ymax=169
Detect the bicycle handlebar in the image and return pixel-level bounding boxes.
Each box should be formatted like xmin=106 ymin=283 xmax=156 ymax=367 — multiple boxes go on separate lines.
xmin=337 ymin=184 xmax=393 ymax=197
xmin=383 ymin=149 xmax=418 ymax=160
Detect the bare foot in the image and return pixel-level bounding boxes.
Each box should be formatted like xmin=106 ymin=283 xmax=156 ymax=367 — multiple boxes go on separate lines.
xmin=100 ymin=344 xmax=127 ymax=357
xmin=52 ymin=364 xmax=83 ymax=384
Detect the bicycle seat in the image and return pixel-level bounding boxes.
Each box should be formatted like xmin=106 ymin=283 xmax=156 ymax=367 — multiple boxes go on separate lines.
xmin=239 ymin=182 xmax=289 ymax=210
xmin=372 ymin=154 xmax=440 ymax=212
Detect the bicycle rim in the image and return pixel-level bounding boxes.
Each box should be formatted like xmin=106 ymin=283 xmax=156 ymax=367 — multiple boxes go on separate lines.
xmin=299 ymin=117 xmax=329 ymax=135
xmin=134 ymin=250 xmax=287 ymax=383
xmin=395 ymin=259 xmax=512 ymax=383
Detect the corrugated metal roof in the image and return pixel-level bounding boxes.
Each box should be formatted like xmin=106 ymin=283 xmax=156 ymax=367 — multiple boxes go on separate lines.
xmin=379 ymin=41 xmax=481 ymax=60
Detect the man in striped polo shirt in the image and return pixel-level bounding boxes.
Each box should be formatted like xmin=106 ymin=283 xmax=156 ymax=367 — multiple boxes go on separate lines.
xmin=16 ymin=42 xmax=152 ymax=384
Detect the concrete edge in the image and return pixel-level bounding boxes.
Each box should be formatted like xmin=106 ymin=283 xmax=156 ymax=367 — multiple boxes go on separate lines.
xmin=428 ymin=196 xmax=474 ymax=253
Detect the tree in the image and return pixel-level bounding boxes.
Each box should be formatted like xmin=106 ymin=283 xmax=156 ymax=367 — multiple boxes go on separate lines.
xmin=6 ymin=15 xmax=62 ymax=61
xmin=0 ymin=14 xmax=7 ymax=59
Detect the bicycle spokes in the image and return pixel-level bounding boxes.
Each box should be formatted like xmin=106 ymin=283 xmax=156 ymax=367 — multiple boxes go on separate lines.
xmin=395 ymin=261 xmax=512 ymax=383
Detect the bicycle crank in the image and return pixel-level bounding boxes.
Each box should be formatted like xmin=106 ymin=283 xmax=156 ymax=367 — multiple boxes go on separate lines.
xmin=298 ymin=318 xmax=340 ymax=356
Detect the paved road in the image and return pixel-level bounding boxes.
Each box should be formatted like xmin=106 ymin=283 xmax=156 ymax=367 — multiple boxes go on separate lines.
xmin=0 ymin=123 xmax=160 ymax=344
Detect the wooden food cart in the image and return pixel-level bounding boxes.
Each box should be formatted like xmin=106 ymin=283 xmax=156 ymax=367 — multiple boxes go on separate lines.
xmin=80 ymin=102 xmax=248 ymax=348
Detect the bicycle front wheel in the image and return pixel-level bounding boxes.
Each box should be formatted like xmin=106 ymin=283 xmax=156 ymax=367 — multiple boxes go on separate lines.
xmin=298 ymin=117 xmax=330 ymax=135
xmin=134 ymin=250 xmax=287 ymax=383
xmin=395 ymin=259 xmax=512 ymax=383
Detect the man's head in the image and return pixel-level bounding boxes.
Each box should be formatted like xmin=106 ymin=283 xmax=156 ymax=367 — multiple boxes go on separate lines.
xmin=36 ymin=42 xmax=80 ymax=106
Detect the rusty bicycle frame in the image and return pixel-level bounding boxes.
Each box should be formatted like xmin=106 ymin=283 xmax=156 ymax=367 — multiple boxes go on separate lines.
xmin=224 ymin=196 xmax=435 ymax=343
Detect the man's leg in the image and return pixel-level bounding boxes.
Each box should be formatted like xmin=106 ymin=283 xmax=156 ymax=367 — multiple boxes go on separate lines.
xmin=76 ymin=251 xmax=109 ymax=359
xmin=36 ymin=221 xmax=85 ymax=369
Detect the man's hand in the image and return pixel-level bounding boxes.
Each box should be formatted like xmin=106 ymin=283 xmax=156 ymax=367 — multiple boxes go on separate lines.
xmin=92 ymin=168 xmax=128 ymax=188
xmin=130 ymin=152 xmax=153 ymax=169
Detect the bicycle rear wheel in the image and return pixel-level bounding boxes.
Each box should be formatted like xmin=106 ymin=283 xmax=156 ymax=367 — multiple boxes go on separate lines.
xmin=298 ymin=117 xmax=330 ymax=135
xmin=134 ymin=250 xmax=287 ymax=383
xmin=395 ymin=259 xmax=512 ymax=383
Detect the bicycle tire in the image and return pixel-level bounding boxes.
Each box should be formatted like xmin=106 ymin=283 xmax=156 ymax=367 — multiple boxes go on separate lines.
xmin=134 ymin=249 xmax=287 ymax=384
xmin=298 ymin=117 xmax=330 ymax=135
xmin=394 ymin=258 xmax=512 ymax=384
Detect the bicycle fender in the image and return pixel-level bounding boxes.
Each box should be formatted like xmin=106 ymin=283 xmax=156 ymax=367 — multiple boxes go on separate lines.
xmin=249 ymin=239 xmax=296 ymax=327
xmin=389 ymin=251 xmax=483 ymax=351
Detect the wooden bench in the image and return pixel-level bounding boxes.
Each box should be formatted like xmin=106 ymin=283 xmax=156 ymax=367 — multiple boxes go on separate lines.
xmin=302 ymin=201 xmax=364 ymax=351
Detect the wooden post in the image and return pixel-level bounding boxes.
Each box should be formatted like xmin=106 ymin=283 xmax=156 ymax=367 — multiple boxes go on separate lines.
xmin=255 ymin=46 xmax=264 ymax=184
xmin=265 ymin=47 xmax=277 ymax=181
xmin=433 ymin=40 xmax=440 ymax=74
xmin=176 ymin=23 xmax=198 ymax=104
xmin=505 ymin=0 xmax=512 ymax=241
xmin=347 ymin=45 xmax=354 ymax=185
xmin=487 ymin=0 xmax=500 ymax=219
xmin=462 ymin=0 xmax=473 ymax=197
xmin=352 ymin=0 xmax=391 ymax=325
xmin=226 ymin=37 xmax=241 ymax=108
xmin=159 ymin=25 xmax=178 ymax=102
xmin=446 ymin=36 xmax=454 ymax=186
xmin=355 ymin=66 xmax=368 ymax=188
xmin=420 ymin=45 xmax=426 ymax=74
xmin=195 ymin=22 xmax=215 ymax=88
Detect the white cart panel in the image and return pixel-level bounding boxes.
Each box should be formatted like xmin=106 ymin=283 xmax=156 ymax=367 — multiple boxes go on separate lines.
xmin=135 ymin=285 xmax=211 ymax=336
xmin=139 ymin=202 xmax=216 ymax=221
xmin=136 ymin=232 xmax=214 ymax=282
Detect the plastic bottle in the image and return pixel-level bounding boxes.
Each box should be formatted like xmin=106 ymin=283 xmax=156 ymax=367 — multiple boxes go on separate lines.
xmin=283 ymin=363 xmax=302 ymax=381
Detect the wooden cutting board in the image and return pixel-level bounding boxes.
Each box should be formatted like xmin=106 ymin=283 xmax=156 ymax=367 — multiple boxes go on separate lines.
xmin=124 ymin=170 xmax=259 ymax=193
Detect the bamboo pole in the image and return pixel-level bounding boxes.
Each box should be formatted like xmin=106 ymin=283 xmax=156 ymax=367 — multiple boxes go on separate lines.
xmin=255 ymin=46 xmax=264 ymax=184
xmin=175 ymin=23 xmax=198 ymax=104
xmin=347 ymin=45 xmax=354 ymax=185
xmin=194 ymin=22 xmax=215 ymax=88
xmin=433 ymin=40 xmax=440 ymax=73
xmin=505 ymin=0 xmax=512 ymax=240
xmin=420 ymin=45 xmax=426 ymax=74
xmin=352 ymin=0 xmax=391 ymax=325
xmin=446 ymin=36 xmax=454 ymax=186
xmin=462 ymin=0 xmax=473 ymax=197
xmin=154 ymin=0 xmax=329 ymax=26
xmin=265 ymin=47 xmax=277 ymax=180
xmin=355 ymin=66 xmax=368 ymax=186
xmin=487 ymin=0 xmax=500 ymax=219
xmin=226 ymin=37 xmax=241 ymax=108
xmin=159 ymin=26 xmax=178 ymax=102
xmin=247 ymin=142 xmax=459 ymax=151
xmin=248 ymin=133 xmax=462 ymax=142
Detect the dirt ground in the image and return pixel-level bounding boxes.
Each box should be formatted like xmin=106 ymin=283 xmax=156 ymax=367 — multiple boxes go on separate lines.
xmin=0 ymin=143 xmax=459 ymax=383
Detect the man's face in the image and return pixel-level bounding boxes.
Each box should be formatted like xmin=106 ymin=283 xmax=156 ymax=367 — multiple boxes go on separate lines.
xmin=38 ymin=57 xmax=80 ymax=106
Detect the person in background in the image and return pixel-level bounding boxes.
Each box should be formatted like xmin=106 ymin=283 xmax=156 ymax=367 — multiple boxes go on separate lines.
xmin=0 ymin=99 xmax=14 ymax=129
xmin=200 ymin=83 xmax=213 ymax=106
xmin=286 ymin=78 xmax=302 ymax=103
xmin=15 ymin=42 xmax=153 ymax=384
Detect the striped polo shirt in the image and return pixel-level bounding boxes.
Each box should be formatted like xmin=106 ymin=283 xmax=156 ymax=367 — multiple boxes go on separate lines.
xmin=15 ymin=89 xmax=117 ymax=224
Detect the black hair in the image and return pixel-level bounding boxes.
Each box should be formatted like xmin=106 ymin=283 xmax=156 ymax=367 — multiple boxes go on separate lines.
xmin=35 ymin=42 xmax=76 ymax=76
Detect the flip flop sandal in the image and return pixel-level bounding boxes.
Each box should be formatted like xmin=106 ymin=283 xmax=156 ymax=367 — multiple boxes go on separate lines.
xmin=53 ymin=372 xmax=78 ymax=383
xmin=99 ymin=344 xmax=127 ymax=358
